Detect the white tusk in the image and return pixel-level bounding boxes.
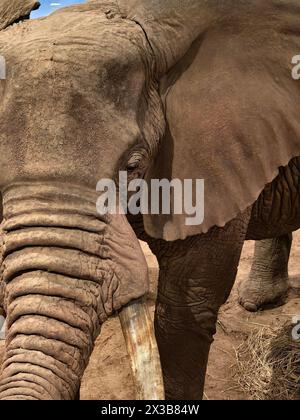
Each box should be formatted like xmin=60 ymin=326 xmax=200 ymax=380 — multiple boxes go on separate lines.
xmin=0 ymin=314 xmax=6 ymax=341
xmin=119 ymin=298 xmax=165 ymax=400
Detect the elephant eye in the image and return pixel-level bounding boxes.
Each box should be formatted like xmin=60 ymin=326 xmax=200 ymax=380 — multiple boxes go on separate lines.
xmin=126 ymin=153 xmax=141 ymax=172
xmin=126 ymin=162 xmax=139 ymax=171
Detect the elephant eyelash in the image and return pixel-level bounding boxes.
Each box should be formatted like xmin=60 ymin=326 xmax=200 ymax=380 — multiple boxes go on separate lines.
xmin=125 ymin=152 xmax=143 ymax=171
xmin=119 ymin=144 xmax=149 ymax=176
xmin=126 ymin=161 xmax=140 ymax=171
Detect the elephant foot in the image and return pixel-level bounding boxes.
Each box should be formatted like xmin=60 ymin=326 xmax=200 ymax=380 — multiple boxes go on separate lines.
xmin=238 ymin=273 xmax=289 ymax=312
xmin=239 ymin=235 xmax=292 ymax=312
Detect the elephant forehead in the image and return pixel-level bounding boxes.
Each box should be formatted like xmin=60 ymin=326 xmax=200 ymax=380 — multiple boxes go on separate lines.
xmin=0 ymin=8 xmax=146 ymax=189
xmin=0 ymin=5 xmax=146 ymax=95
xmin=0 ymin=8 xmax=147 ymax=121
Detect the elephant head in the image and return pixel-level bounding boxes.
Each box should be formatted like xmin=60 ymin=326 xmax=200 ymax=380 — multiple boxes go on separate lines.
xmin=0 ymin=0 xmax=300 ymax=400
xmin=0 ymin=0 xmax=165 ymax=400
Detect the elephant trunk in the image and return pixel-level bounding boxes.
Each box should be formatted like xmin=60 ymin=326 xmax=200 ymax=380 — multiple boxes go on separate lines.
xmin=0 ymin=182 xmax=163 ymax=400
xmin=0 ymin=183 xmax=109 ymax=399
xmin=0 ymin=278 xmax=93 ymax=400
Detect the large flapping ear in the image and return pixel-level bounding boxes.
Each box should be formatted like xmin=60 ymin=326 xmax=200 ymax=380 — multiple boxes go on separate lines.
xmin=0 ymin=0 xmax=40 ymax=30
xmin=117 ymin=0 xmax=214 ymax=75
xmin=119 ymin=0 xmax=300 ymax=241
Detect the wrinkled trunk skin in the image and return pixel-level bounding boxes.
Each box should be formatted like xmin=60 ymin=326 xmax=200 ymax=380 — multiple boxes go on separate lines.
xmin=0 ymin=182 xmax=148 ymax=400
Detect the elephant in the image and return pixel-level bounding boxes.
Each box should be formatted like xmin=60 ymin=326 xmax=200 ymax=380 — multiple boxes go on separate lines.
xmin=239 ymin=233 xmax=293 ymax=312
xmin=0 ymin=0 xmax=300 ymax=401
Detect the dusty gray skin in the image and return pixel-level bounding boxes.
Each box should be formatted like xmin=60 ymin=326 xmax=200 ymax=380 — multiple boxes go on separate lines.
xmin=241 ymin=158 xmax=300 ymax=311
xmin=0 ymin=0 xmax=300 ymax=400
xmin=239 ymin=234 xmax=292 ymax=312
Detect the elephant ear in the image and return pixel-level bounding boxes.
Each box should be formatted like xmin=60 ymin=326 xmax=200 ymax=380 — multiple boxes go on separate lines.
xmin=0 ymin=0 xmax=40 ymax=30
xmin=119 ymin=0 xmax=300 ymax=241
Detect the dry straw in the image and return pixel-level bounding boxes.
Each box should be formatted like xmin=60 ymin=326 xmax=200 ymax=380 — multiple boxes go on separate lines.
xmin=236 ymin=323 xmax=300 ymax=400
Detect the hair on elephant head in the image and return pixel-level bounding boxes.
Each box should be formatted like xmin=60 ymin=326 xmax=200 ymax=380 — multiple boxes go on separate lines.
xmin=0 ymin=0 xmax=300 ymax=400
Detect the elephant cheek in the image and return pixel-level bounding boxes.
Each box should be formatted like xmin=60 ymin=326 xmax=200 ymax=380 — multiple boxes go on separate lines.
xmin=0 ymin=182 xmax=149 ymax=400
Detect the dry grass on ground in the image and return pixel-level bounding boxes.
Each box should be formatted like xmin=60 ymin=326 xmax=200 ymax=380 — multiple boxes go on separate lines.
xmin=236 ymin=324 xmax=300 ymax=400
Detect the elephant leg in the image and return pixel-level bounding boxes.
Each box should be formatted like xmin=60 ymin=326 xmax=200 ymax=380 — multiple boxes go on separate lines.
xmin=239 ymin=234 xmax=292 ymax=312
xmin=148 ymin=209 xmax=251 ymax=400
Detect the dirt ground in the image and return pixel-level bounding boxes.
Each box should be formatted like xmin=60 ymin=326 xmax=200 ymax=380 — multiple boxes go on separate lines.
xmin=80 ymin=234 xmax=300 ymax=401
xmin=0 ymin=234 xmax=299 ymax=400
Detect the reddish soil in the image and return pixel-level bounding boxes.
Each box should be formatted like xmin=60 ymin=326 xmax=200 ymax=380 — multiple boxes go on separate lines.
xmin=1 ymin=234 xmax=299 ymax=400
